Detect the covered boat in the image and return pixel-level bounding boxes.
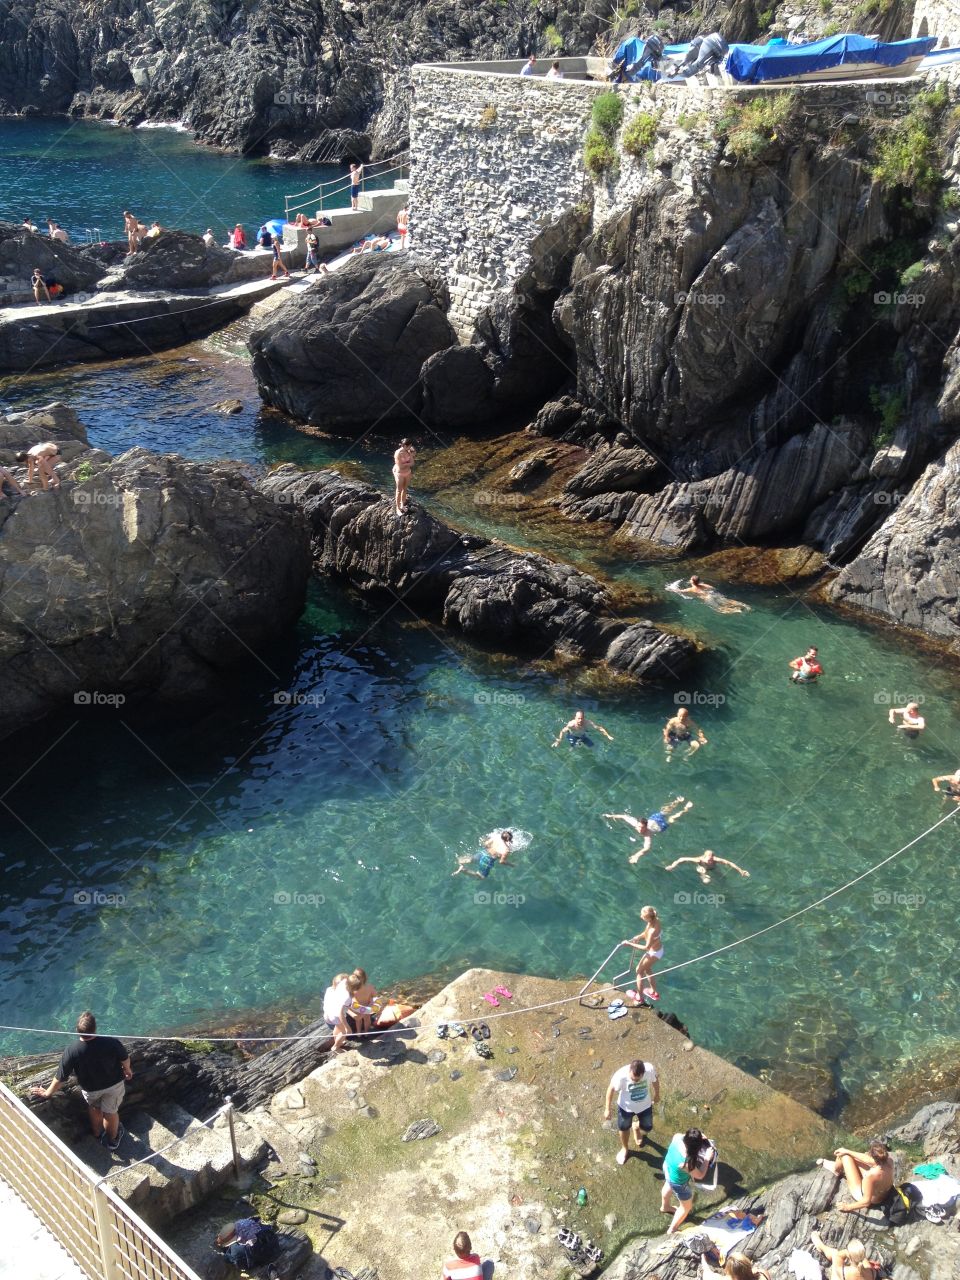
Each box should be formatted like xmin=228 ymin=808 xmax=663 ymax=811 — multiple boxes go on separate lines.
xmin=724 ymin=33 xmax=937 ymax=83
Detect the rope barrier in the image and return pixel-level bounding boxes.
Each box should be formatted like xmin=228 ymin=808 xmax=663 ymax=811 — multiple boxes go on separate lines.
xmin=6 ymin=804 xmax=956 ymax=1048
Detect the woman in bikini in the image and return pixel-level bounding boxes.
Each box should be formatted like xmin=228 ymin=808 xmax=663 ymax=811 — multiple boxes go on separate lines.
xmin=393 ymin=438 xmax=416 ymax=515
xmin=622 ymin=905 xmax=663 ymax=1001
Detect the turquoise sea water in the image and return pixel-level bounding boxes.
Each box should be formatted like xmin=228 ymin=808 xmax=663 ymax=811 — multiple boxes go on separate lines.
xmin=1 ymin=129 xmax=960 ymax=1106
xmin=0 ymin=118 xmax=387 ymax=243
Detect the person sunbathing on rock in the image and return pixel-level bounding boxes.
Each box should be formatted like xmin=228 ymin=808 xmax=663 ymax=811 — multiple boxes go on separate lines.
xmin=815 ymin=1140 xmax=894 ymax=1212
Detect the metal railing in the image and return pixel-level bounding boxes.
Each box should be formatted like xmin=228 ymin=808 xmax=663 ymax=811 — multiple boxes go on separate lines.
xmin=0 ymin=1082 xmax=202 ymax=1280
xmin=284 ymin=150 xmax=409 ymax=219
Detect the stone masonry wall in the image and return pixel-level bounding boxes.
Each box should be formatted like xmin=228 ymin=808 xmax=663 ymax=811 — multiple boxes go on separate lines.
xmin=410 ymin=66 xmax=606 ymax=337
xmin=410 ymin=67 xmax=931 ymax=339
xmin=913 ymin=0 xmax=960 ymax=45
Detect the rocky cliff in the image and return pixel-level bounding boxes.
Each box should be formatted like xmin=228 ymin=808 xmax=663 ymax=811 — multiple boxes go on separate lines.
xmin=0 ymin=0 xmax=611 ymax=159
xmin=257 ymin=465 xmax=697 ymax=679
xmin=0 ymin=405 xmax=311 ymax=734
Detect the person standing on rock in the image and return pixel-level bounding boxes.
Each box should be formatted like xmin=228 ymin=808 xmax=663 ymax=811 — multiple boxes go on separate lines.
xmin=815 ymin=1140 xmax=894 ymax=1212
xmin=604 ymin=1057 xmax=659 ymax=1164
xmin=889 ymin=701 xmax=924 ymax=738
xmin=270 ymin=236 xmax=290 ymax=280
xmin=29 ymin=1011 xmax=132 ymax=1150
xmin=350 ymin=162 xmax=363 ymax=210
xmin=305 ymin=229 xmax=321 ymax=274
xmin=622 ymin=904 xmax=664 ymax=1001
xmin=31 ymin=268 xmax=52 ymax=306
xmin=122 ymin=211 xmax=139 ymax=254
xmin=397 ymin=205 xmax=410 ymax=249
xmin=393 ymin=438 xmax=416 ymax=515
xmin=661 ymin=1127 xmax=711 ymax=1232
xmin=15 ymin=441 xmax=62 ymax=491
xmin=441 ymin=1231 xmax=483 ymax=1279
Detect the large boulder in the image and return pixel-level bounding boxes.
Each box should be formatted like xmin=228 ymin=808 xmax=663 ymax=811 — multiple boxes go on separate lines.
xmin=0 ymin=401 xmax=91 ymax=461
xmin=0 ymin=221 xmax=102 ymax=293
xmin=826 ymin=440 xmax=960 ymax=651
xmin=257 ymin=466 xmax=696 ymax=680
xmin=249 ymin=255 xmax=456 ymax=430
xmin=0 ymin=444 xmax=312 ymax=734
xmin=96 ymin=230 xmax=240 ymax=292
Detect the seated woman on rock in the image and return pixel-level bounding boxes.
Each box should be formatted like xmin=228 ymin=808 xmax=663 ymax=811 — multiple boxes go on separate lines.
xmin=329 ymin=967 xmax=415 ymax=1051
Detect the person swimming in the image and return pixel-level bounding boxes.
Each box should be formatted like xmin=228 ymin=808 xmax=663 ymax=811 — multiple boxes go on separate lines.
xmin=672 ymin=575 xmax=750 ymax=614
xmin=932 ymin=768 xmax=960 ymax=801
xmin=889 ymin=701 xmax=924 ymax=738
xmin=662 ymin=707 xmax=707 ymax=760
xmin=552 ymin=708 xmax=614 ymax=748
xmin=789 ymin=647 xmax=823 ymax=684
xmin=603 ymin=798 xmax=693 ymax=863
xmin=663 ymin=849 xmax=750 ymax=885
xmin=453 ymin=829 xmax=514 ymax=879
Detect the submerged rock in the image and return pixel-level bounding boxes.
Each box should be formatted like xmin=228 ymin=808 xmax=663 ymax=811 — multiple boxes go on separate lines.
xmin=249 ymin=256 xmax=456 ymax=430
xmin=258 ymin=466 xmax=696 ymax=680
xmin=0 ymin=443 xmax=311 ymax=735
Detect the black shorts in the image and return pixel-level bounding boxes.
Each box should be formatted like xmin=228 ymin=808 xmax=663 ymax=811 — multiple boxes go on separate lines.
xmin=617 ymin=1105 xmax=653 ymax=1132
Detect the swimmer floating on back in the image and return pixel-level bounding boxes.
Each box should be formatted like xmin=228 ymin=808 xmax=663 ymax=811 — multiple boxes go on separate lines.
xmin=603 ymin=797 xmax=693 ymax=864
xmin=889 ymin=701 xmax=924 ymax=738
xmin=552 ymin=708 xmax=613 ymax=748
xmin=672 ymin=575 xmax=750 ymax=614
xmin=663 ymin=707 xmax=707 ymax=761
xmin=789 ymin=647 xmax=823 ymax=684
xmin=664 ymin=848 xmax=750 ymax=886
xmin=453 ymin=829 xmax=513 ymax=879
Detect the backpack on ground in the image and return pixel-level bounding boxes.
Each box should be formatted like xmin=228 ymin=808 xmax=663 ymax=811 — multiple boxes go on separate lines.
xmin=881 ymin=1181 xmax=922 ymax=1226
xmin=682 ymin=1233 xmax=721 ymax=1266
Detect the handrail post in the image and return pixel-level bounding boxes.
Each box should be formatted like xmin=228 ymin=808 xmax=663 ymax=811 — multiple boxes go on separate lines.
xmin=224 ymin=1096 xmax=241 ymax=1178
xmin=92 ymin=1181 xmax=122 ymax=1280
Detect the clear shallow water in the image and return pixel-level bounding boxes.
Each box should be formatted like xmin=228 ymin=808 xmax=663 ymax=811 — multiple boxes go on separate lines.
xmin=0 ymin=118 xmax=386 ymax=244
xmin=2 ymin=269 xmax=960 ymax=1109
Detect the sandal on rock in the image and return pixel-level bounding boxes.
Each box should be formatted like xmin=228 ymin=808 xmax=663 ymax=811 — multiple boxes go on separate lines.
xmin=609 ymin=1006 xmax=629 ymax=1020
xmin=449 ymin=1022 xmax=467 ymax=1037
xmin=437 ymin=1023 xmax=449 ymax=1039
xmin=494 ymin=985 xmax=513 ymax=999
xmin=557 ymin=1228 xmax=581 ymax=1251
xmin=475 ymin=1041 xmax=493 ymax=1059
xmin=482 ymin=992 xmax=500 ymax=1006
xmin=478 ymin=1022 xmax=491 ymax=1040
xmin=470 ymin=1024 xmax=483 ymax=1041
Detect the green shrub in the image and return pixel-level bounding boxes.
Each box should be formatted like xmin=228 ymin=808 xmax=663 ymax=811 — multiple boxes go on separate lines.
xmin=823 ymin=19 xmax=841 ymax=33
xmin=622 ymin=111 xmax=660 ymax=157
xmin=592 ymin=91 xmax=625 ymax=136
xmin=584 ymin=127 xmax=618 ymax=177
xmin=544 ymin=23 xmax=563 ymax=51
xmin=721 ymin=92 xmax=797 ymax=162
xmin=871 ymin=85 xmax=949 ymax=201
xmin=869 ymin=386 xmax=905 ymax=445
xmin=940 ymin=187 xmax=960 ymax=212
xmin=73 ymin=461 xmax=94 ymax=483
xmin=899 ymin=259 xmax=925 ymax=288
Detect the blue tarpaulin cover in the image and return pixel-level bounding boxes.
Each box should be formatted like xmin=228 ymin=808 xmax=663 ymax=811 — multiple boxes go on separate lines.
xmin=725 ymin=33 xmax=936 ymax=82
xmin=611 ymin=36 xmax=688 ymax=80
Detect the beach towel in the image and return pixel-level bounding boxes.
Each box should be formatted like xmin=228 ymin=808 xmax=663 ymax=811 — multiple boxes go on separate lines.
xmin=787 ymin=1247 xmax=822 ymax=1280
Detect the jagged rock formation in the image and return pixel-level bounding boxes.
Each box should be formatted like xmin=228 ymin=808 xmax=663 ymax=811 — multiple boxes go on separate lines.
xmin=249 ymin=255 xmax=457 ymax=429
xmin=0 ymin=420 xmax=312 ymax=735
xmin=257 ymin=465 xmax=697 ymax=679
xmin=0 ymin=0 xmax=611 ymax=158
xmin=826 ymin=438 xmax=960 ymax=650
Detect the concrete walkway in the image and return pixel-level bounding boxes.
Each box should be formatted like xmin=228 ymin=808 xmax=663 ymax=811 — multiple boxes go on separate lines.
xmin=0 ymin=1177 xmax=86 ymax=1280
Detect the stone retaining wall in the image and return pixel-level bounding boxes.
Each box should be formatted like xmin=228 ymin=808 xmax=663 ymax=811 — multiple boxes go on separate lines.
xmin=913 ymin=0 xmax=960 ymax=46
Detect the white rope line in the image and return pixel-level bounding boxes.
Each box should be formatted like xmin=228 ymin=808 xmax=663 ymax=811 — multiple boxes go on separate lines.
xmin=96 ymin=1101 xmax=229 ymax=1183
xmin=7 ymin=804 xmax=956 ymax=1048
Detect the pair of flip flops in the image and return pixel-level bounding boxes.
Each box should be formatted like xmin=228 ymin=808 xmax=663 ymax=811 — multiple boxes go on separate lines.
xmin=608 ymin=999 xmax=629 ymax=1021
xmin=437 ymin=1022 xmax=467 ymax=1039
xmin=557 ymin=1228 xmax=581 ymax=1251
xmin=475 ymin=1041 xmax=493 ymax=1059
xmin=470 ymin=1022 xmax=491 ymax=1041
xmin=482 ymin=985 xmax=513 ymax=1006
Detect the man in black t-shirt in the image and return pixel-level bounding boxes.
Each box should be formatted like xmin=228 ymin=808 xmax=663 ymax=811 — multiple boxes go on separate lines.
xmin=31 ymin=1010 xmax=132 ymax=1150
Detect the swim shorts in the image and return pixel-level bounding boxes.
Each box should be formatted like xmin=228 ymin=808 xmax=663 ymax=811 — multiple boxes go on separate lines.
xmin=667 ymin=732 xmax=691 ymax=744
xmin=648 ymin=813 xmax=668 ymax=833
xmin=475 ymin=850 xmax=496 ymax=877
xmin=566 ymin=733 xmax=593 ymax=748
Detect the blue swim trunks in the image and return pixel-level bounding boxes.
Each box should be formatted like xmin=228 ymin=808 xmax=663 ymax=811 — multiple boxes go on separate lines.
xmin=475 ymin=849 xmax=496 ymax=877
xmin=566 ymin=733 xmax=594 ymax=748
xmin=648 ymin=812 xmax=668 ymax=833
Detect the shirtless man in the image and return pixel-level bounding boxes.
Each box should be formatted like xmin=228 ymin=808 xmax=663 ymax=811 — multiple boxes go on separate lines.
xmin=15 ymin=442 xmax=62 ymax=490
xmin=664 ymin=849 xmax=749 ymax=885
xmin=816 ymin=1141 xmax=894 ymax=1213
xmin=604 ymin=798 xmax=693 ymax=863
xmin=122 ymin=211 xmax=139 ymax=255
xmin=932 ymin=768 xmax=960 ymax=801
xmin=392 ymin=438 xmax=416 ymax=515
xmin=663 ymin=707 xmax=707 ymax=760
xmin=889 ymin=702 xmax=924 ymax=738
xmin=453 ymin=830 xmax=513 ymax=879
xmin=31 ymin=268 xmax=51 ymax=306
xmin=553 ymin=708 xmax=613 ymax=748
xmin=350 ymin=162 xmax=363 ymax=210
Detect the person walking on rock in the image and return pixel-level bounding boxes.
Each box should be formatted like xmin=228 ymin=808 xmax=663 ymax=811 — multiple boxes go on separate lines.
xmin=15 ymin=441 xmax=62 ymax=491
xmin=31 ymin=268 xmax=52 ymax=306
xmin=30 ymin=1011 xmax=132 ymax=1150
xmin=604 ymin=1057 xmax=659 ymax=1164
xmin=270 ymin=236 xmax=290 ymax=280
xmin=441 ymin=1231 xmax=483 ymax=1279
xmin=661 ymin=1127 xmax=711 ymax=1232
